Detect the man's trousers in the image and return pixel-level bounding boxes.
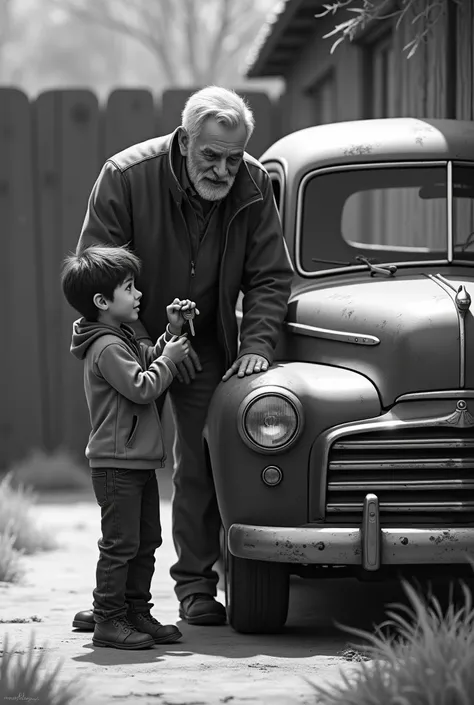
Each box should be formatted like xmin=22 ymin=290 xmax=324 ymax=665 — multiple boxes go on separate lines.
xmin=167 ymin=339 xmax=226 ymax=601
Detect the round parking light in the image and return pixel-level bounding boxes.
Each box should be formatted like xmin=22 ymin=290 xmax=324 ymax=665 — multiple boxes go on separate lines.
xmin=262 ymin=465 xmax=283 ymax=486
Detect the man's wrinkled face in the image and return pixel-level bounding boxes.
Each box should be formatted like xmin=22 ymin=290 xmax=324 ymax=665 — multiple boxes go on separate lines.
xmin=179 ymin=118 xmax=247 ymax=201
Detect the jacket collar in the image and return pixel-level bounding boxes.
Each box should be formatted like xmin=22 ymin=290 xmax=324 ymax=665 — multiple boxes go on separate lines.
xmin=167 ymin=128 xmax=263 ymax=213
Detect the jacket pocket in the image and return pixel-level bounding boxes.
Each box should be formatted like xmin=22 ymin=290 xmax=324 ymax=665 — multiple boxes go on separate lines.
xmin=125 ymin=415 xmax=139 ymax=448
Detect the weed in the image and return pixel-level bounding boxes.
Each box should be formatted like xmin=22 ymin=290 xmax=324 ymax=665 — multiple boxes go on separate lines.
xmin=0 ymin=473 xmax=56 ymax=555
xmin=4 ymin=448 xmax=90 ymax=492
xmin=0 ymin=633 xmax=81 ymax=705
xmin=309 ymin=579 xmax=474 ymax=704
xmin=0 ymin=531 xmax=24 ymax=583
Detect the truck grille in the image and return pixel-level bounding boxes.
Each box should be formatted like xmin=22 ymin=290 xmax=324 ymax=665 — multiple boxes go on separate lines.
xmin=326 ymin=426 xmax=474 ymax=525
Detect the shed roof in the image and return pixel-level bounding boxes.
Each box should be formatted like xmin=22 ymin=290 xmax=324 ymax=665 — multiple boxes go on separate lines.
xmin=246 ymin=0 xmax=324 ymax=78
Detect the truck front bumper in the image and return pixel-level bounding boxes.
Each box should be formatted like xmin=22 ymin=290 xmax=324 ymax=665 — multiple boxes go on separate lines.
xmin=228 ymin=495 xmax=473 ymax=570
xmin=228 ymin=524 xmax=474 ymax=568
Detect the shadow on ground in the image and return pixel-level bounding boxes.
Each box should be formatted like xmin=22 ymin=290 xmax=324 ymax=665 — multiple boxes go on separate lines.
xmin=70 ymin=573 xmax=472 ymax=666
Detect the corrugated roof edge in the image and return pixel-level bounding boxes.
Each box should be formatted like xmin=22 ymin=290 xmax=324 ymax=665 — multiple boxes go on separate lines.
xmin=245 ymin=0 xmax=302 ymax=78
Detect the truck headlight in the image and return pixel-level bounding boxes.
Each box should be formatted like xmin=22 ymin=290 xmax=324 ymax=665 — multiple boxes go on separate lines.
xmin=238 ymin=387 xmax=303 ymax=452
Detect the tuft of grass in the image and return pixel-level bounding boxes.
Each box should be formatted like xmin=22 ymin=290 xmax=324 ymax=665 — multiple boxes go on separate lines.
xmin=0 ymin=633 xmax=81 ymax=705
xmin=0 ymin=473 xmax=56 ymax=555
xmin=4 ymin=448 xmax=91 ymax=492
xmin=0 ymin=530 xmax=24 ymax=583
xmin=310 ymin=579 xmax=474 ymax=705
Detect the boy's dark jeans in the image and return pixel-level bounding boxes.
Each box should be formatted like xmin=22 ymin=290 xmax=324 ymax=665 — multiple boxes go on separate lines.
xmin=91 ymin=468 xmax=162 ymax=623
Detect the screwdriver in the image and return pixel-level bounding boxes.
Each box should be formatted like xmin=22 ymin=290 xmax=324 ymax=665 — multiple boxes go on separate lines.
xmin=182 ymin=309 xmax=195 ymax=336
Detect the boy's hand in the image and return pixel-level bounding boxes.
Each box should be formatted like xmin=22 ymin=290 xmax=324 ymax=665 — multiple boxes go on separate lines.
xmin=162 ymin=334 xmax=190 ymax=366
xmin=166 ymin=298 xmax=200 ymax=335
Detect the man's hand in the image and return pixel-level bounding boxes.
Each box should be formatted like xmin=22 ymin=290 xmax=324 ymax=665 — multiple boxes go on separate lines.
xmin=222 ymin=354 xmax=269 ymax=382
xmin=175 ymin=340 xmax=202 ymax=384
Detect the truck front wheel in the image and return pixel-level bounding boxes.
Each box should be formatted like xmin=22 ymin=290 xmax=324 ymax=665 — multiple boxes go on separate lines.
xmin=225 ymin=549 xmax=290 ymax=633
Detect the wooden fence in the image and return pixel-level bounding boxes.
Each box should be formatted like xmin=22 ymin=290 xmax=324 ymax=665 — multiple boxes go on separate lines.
xmin=0 ymin=87 xmax=279 ymax=469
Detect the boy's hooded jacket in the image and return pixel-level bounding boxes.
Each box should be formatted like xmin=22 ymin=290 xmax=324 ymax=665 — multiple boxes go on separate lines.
xmin=71 ymin=319 xmax=177 ymax=469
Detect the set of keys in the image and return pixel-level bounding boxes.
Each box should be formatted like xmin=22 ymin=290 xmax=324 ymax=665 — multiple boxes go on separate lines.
xmin=182 ymin=308 xmax=195 ymax=336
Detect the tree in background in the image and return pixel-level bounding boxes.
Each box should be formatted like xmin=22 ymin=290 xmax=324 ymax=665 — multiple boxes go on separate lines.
xmin=0 ymin=0 xmax=126 ymax=94
xmin=317 ymin=0 xmax=461 ymax=57
xmin=54 ymin=0 xmax=276 ymax=86
xmin=0 ymin=0 xmax=281 ymax=98
xmin=0 ymin=0 xmax=15 ymax=80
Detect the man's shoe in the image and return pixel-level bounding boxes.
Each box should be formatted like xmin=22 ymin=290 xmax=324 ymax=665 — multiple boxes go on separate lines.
xmin=92 ymin=616 xmax=155 ymax=650
xmin=179 ymin=594 xmax=226 ymax=626
xmin=127 ymin=611 xmax=182 ymax=644
xmin=72 ymin=609 xmax=95 ymax=631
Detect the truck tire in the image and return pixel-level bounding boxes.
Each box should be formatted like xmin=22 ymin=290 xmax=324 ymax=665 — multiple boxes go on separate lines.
xmin=225 ymin=550 xmax=290 ymax=633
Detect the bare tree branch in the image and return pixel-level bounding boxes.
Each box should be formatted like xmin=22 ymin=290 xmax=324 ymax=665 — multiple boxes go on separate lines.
xmin=182 ymin=0 xmax=204 ymax=83
xmin=315 ymin=0 xmax=462 ymax=56
xmin=205 ymin=0 xmax=232 ymax=82
xmin=54 ymin=0 xmax=275 ymax=85
xmin=143 ymin=0 xmax=183 ymax=83
xmin=54 ymin=0 xmax=180 ymax=82
xmin=0 ymin=0 xmax=14 ymax=49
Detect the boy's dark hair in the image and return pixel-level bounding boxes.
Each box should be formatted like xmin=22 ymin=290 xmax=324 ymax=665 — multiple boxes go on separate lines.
xmin=61 ymin=244 xmax=141 ymax=321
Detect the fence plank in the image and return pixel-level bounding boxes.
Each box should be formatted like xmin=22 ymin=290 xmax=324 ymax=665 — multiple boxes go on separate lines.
xmin=60 ymin=91 xmax=101 ymax=458
xmin=237 ymin=90 xmax=276 ymax=158
xmin=0 ymin=88 xmax=43 ymax=467
xmin=160 ymin=88 xmax=191 ymax=135
xmin=34 ymin=91 xmax=62 ymax=454
xmin=104 ymin=89 xmax=157 ymax=160
xmin=35 ymin=90 xmax=100 ymax=460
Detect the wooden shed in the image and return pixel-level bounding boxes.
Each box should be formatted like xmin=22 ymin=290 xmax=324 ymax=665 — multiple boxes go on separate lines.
xmin=246 ymin=0 xmax=473 ymax=134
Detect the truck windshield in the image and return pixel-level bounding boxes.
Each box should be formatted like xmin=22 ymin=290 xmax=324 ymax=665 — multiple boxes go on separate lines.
xmin=453 ymin=164 xmax=474 ymax=261
xmin=299 ymin=164 xmax=474 ymax=274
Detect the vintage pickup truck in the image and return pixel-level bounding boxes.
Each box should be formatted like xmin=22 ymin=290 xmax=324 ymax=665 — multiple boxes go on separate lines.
xmin=204 ymin=117 xmax=474 ymax=634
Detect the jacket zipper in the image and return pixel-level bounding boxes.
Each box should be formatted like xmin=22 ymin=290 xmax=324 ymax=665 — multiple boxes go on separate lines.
xmin=190 ymin=208 xmax=215 ymax=284
xmin=176 ymin=204 xmax=196 ymax=288
xmin=176 ymin=188 xmax=262 ymax=363
xmin=219 ymin=196 xmax=262 ymax=367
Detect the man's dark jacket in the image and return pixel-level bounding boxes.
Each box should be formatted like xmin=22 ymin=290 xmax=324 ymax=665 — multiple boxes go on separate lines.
xmin=77 ymin=129 xmax=294 ymax=367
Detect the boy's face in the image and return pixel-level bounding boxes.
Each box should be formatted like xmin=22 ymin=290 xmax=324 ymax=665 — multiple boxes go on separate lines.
xmin=99 ymin=275 xmax=142 ymax=326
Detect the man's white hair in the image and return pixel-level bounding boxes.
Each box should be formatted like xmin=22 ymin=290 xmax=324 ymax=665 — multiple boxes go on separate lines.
xmin=181 ymin=86 xmax=255 ymax=145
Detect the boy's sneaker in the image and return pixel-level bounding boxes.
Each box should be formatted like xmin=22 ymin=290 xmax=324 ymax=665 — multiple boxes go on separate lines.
xmin=127 ymin=611 xmax=182 ymax=644
xmin=92 ymin=616 xmax=155 ymax=650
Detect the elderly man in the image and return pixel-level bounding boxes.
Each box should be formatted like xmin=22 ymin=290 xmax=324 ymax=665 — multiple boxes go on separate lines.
xmin=72 ymin=86 xmax=293 ymax=630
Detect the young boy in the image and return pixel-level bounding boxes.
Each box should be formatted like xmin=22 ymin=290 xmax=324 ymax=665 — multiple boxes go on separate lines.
xmin=61 ymin=244 xmax=198 ymax=650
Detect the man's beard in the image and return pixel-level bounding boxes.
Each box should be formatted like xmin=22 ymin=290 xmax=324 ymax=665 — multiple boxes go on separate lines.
xmin=186 ymin=152 xmax=235 ymax=201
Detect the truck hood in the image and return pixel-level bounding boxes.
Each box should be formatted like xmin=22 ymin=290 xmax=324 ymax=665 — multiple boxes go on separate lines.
xmin=284 ymin=271 xmax=474 ymax=407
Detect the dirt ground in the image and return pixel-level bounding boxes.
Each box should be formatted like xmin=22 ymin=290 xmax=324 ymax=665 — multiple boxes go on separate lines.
xmin=0 ymin=474 xmax=394 ymax=705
